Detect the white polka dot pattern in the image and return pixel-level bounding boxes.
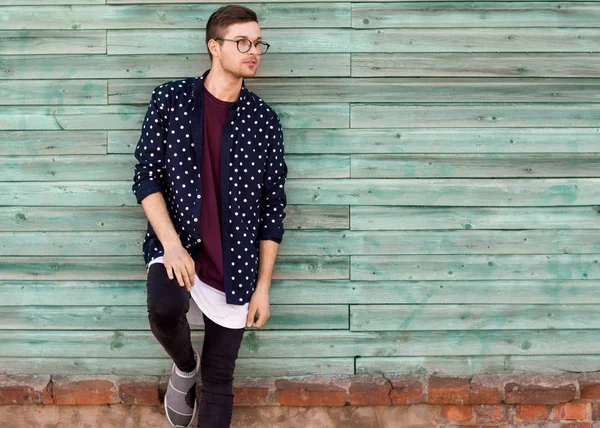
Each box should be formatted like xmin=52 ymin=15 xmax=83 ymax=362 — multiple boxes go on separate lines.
xmin=132 ymin=68 xmax=288 ymax=305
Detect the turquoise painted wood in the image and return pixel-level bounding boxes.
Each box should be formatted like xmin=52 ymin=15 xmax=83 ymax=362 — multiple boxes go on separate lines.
xmin=2 ymin=1 xmax=600 ymax=378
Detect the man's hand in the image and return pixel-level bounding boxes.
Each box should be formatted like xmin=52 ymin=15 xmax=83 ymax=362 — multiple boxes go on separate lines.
xmin=163 ymin=244 xmax=195 ymax=292
xmin=246 ymin=288 xmax=270 ymax=328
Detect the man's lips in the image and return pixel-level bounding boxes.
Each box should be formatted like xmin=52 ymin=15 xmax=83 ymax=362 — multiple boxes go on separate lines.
xmin=244 ymin=61 xmax=257 ymax=65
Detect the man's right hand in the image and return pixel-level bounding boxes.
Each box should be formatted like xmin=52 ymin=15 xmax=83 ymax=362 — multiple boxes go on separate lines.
xmin=163 ymin=245 xmax=196 ymax=292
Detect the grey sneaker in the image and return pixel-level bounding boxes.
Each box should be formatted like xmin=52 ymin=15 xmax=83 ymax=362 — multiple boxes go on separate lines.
xmin=164 ymin=348 xmax=200 ymax=428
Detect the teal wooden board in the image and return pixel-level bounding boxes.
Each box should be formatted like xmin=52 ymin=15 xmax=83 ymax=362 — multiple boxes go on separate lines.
xmin=107 ymin=28 xmax=600 ymax=55
xmin=4 ymin=329 xmax=600 ymax=358
xmin=4 ymin=0 xmax=104 ymax=4
xmin=350 ymin=304 xmax=600 ymax=331
xmin=4 ymin=4 xmax=351 ymax=29
xmin=351 ymin=254 xmax=600 ymax=280
xmin=350 ymin=103 xmax=600 ymax=127
xmin=352 ymin=2 xmax=600 ymax=28
xmin=2 ymin=178 xmax=599 ymax=206
xmin=0 ymin=104 xmax=349 ymax=130
xmin=0 ymin=154 xmax=349 ymax=180
xmin=284 ymin=178 xmax=600 ymax=206
xmin=4 ymin=229 xmax=600 ymax=256
xmin=108 ymin=77 xmax=600 ymax=104
xmin=110 ymin=128 xmax=600 ymax=155
xmin=351 ymin=154 xmax=600 ymax=178
xmin=0 ymin=131 xmax=107 ymax=155
xmin=350 ymin=206 xmax=600 ymax=230
xmin=0 ymin=205 xmax=349 ymax=232
xmin=351 ymin=53 xmax=600 ymax=77
xmin=4 ymin=279 xmax=600 ymax=306
xmin=1 ymin=30 xmax=106 ymax=54
xmin=356 ymin=355 xmax=600 ymax=376
xmin=4 ymin=54 xmax=350 ymax=79
xmin=0 ymin=357 xmax=353 ymax=377
xmin=0 ymin=304 xmax=348 ymax=330
xmin=0 ymin=79 xmax=107 ymax=105
xmin=0 ymin=256 xmax=350 ymax=280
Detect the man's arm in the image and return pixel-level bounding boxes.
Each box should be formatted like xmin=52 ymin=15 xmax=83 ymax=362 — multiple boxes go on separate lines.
xmin=141 ymin=192 xmax=195 ymax=291
xmin=246 ymin=111 xmax=288 ymax=328
xmin=256 ymin=110 xmax=288 ymax=291
xmin=257 ymin=111 xmax=288 ymax=243
xmin=255 ymin=239 xmax=279 ymax=293
xmin=132 ymin=85 xmax=194 ymax=290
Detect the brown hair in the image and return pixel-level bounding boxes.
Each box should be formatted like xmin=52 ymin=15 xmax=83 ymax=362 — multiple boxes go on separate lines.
xmin=205 ymin=5 xmax=259 ymax=62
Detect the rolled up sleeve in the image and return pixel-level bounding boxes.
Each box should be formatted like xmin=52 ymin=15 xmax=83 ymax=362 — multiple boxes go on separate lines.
xmin=132 ymin=86 xmax=168 ymax=204
xmin=258 ymin=111 xmax=288 ymax=243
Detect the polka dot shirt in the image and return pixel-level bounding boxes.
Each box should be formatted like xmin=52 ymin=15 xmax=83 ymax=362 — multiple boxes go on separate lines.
xmin=132 ymin=68 xmax=288 ymax=305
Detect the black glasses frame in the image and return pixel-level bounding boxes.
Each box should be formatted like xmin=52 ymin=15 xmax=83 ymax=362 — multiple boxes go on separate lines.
xmin=214 ymin=37 xmax=270 ymax=55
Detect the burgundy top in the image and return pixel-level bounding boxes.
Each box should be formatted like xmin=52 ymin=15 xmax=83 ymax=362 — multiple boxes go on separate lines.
xmin=194 ymin=84 xmax=233 ymax=292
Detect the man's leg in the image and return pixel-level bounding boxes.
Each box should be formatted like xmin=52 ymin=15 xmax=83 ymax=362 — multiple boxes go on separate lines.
xmin=197 ymin=312 xmax=246 ymax=428
xmin=146 ymin=262 xmax=196 ymax=372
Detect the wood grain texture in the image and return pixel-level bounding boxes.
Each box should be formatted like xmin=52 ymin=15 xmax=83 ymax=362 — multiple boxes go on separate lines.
xmin=3 ymin=54 xmax=351 ymax=79
xmin=3 ymin=279 xmax=600 ymax=305
xmin=0 ymin=357 xmax=353 ymax=377
xmin=3 ymin=229 xmax=600 ymax=256
xmin=4 ymin=4 xmax=351 ymax=29
xmin=352 ymin=53 xmax=600 ymax=77
xmin=0 ymin=205 xmax=349 ymax=231
xmin=1 ymin=30 xmax=106 ymax=54
xmin=352 ymin=2 xmax=600 ymax=28
xmin=108 ymin=77 xmax=600 ymax=103
xmin=4 ymin=0 xmax=600 ymax=377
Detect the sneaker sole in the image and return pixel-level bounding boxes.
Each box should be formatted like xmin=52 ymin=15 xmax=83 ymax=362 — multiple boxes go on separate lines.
xmin=164 ymin=389 xmax=198 ymax=428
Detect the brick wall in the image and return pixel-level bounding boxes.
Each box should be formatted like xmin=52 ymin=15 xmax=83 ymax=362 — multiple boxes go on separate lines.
xmin=4 ymin=373 xmax=600 ymax=426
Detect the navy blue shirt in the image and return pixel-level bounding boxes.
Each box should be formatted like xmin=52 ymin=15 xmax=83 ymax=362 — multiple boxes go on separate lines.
xmin=132 ymin=68 xmax=288 ymax=305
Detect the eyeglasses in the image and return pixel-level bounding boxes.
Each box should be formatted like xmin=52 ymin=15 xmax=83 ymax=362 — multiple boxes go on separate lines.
xmin=214 ymin=38 xmax=270 ymax=55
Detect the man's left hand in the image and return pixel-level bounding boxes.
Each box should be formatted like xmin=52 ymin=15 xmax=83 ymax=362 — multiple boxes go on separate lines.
xmin=246 ymin=287 xmax=270 ymax=328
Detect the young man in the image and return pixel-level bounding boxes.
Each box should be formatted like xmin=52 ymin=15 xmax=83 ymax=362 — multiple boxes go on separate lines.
xmin=131 ymin=5 xmax=288 ymax=427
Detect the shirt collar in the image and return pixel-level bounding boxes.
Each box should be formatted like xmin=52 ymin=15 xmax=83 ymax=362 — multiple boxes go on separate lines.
xmin=192 ymin=68 xmax=247 ymax=109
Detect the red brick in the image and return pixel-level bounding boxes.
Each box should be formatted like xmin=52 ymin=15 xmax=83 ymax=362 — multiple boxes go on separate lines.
xmin=580 ymin=381 xmax=600 ymax=400
xmin=233 ymin=386 xmax=270 ymax=406
xmin=505 ymin=382 xmax=576 ymax=404
xmin=440 ymin=404 xmax=473 ymax=423
xmin=470 ymin=383 xmax=502 ymax=405
xmin=118 ymin=380 xmax=160 ymax=406
xmin=0 ymin=375 xmax=51 ymax=405
xmin=274 ymin=379 xmax=346 ymax=407
xmin=389 ymin=376 xmax=424 ymax=405
xmin=349 ymin=377 xmax=391 ymax=406
xmin=53 ymin=378 xmax=117 ymax=405
xmin=560 ymin=424 xmax=591 ymax=428
xmin=515 ymin=404 xmax=550 ymax=421
xmin=552 ymin=402 xmax=590 ymax=421
xmin=428 ymin=376 xmax=470 ymax=404
xmin=592 ymin=402 xmax=600 ymax=420
xmin=474 ymin=405 xmax=507 ymax=423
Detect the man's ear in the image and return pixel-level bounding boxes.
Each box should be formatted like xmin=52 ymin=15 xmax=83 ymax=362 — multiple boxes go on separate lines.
xmin=207 ymin=39 xmax=220 ymax=59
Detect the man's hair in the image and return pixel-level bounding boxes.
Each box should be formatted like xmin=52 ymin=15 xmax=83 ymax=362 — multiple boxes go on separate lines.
xmin=205 ymin=5 xmax=259 ymax=62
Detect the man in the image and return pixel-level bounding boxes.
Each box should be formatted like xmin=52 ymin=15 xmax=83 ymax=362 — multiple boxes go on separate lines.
xmin=131 ymin=5 xmax=288 ymax=427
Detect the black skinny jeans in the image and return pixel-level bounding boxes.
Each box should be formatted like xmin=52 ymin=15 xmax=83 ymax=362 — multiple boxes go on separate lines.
xmin=146 ymin=262 xmax=246 ymax=428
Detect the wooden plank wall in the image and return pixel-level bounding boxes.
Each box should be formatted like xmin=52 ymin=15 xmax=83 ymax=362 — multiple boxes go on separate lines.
xmin=1 ymin=0 xmax=600 ymax=378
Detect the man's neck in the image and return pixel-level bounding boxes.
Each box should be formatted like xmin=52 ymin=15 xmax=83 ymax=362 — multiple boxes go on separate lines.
xmin=203 ymin=68 xmax=242 ymax=102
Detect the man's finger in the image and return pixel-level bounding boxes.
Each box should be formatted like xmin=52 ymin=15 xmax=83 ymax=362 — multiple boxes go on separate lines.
xmin=181 ymin=265 xmax=192 ymax=291
xmin=185 ymin=260 xmax=195 ymax=289
xmin=166 ymin=264 xmax=174 ymax=280
xmin=246 ymin=308 xmax=256 ymax=328
xmin=173 ymin=266 xmax=185 ymax=288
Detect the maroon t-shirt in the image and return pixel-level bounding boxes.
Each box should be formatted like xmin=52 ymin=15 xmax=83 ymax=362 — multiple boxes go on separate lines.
xmin=194 ymin=85 xmax=233 ymax=292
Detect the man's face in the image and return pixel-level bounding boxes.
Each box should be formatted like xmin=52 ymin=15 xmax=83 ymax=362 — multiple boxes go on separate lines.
xmin=213 ymin=21 xmax=262 ymax=78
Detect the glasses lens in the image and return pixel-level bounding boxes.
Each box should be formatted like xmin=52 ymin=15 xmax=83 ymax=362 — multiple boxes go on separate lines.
xmin=259 ymin=42 xmax=268 ymax=55
xmin=238 ymin=39 xmax=252 ymax=52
